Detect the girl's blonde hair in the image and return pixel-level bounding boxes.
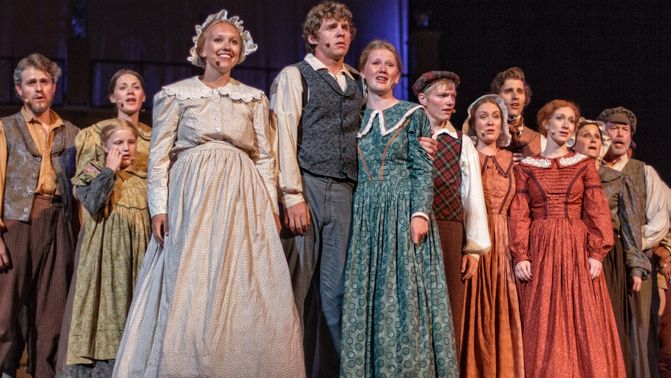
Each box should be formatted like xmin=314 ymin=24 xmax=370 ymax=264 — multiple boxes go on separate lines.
xmin=100 ymin=119 xmax=138 ymax=146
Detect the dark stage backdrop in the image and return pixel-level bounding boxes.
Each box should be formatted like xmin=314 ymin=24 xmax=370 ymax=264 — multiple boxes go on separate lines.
xmin=0 ymin=0 xmax=669 ymax=182
xmin=0 ymin=0 xmax=409 ymax=106
xmin=409 ymin=0 xmax=671 ymax=183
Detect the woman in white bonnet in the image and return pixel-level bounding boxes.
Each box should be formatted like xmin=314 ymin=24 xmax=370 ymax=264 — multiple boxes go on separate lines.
xmin=113 ymin=9 xmax=304 ymax=377
xmin=460 ymin=94 xmax=524 ymax=377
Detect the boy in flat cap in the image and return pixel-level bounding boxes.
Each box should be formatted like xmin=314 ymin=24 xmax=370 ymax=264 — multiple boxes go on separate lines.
xmin=414 ymin=71 xmax=490 ymax=357
xmin=600 ymin=105 xmax=669 ymax=378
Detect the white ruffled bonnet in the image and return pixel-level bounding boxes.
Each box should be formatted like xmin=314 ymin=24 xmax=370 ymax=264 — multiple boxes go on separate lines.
xmin=187 ymin=9 xmax=258 ymax=67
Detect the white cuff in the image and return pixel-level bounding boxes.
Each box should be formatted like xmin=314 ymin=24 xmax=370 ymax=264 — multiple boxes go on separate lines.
xmin=282 ymin=192 xmax=306 ymax=208
xmin=411 ymin=212 xmax=430 ymax=221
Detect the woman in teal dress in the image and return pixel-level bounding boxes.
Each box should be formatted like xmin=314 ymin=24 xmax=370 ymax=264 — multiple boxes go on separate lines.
xmin=340 ymin=40 xmax=458 ymax=377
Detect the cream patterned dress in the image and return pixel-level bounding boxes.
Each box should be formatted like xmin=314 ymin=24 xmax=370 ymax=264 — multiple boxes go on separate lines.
xmin=113 ymin=77 xmax=305 ymax=377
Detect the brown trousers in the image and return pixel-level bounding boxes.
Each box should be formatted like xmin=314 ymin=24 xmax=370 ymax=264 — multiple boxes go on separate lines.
xmin=603 ymin=235 xmax=635 ymax=376
xmin=660 ymin=280 xmax=671 ymax=378
xmin=436 ymin=219 xmax=465 ymax=359
xmin=0 ymin=195 xmax=75 ymax=378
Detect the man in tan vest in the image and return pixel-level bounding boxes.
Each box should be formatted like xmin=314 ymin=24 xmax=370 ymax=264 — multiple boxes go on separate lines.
xmin=0 ymin=53 xmax=79 ymax=377
xmin=601 ymin=106 xmax=669 ymax=377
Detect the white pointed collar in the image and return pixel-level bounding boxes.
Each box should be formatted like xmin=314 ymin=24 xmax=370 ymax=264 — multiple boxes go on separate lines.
xmin=358 ymin=104 xmax=424 ymax=138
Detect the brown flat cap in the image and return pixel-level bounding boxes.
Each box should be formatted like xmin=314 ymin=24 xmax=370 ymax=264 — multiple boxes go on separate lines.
xmin=597 ymin=106 xmax=637 ymax=134
xmin=412 ymin=71 xmax=460 ymax=96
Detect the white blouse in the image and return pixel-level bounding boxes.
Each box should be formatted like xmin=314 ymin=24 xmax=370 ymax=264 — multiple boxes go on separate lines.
xmin=148 ymin=76 xmax=276 ymax=216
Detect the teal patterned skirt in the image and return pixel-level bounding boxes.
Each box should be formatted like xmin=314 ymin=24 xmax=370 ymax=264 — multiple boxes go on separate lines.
xmin=340 ymin=179 xmax=459 ymax=377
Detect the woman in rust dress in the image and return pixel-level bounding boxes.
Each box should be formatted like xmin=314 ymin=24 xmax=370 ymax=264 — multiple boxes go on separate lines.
xmin=510 ymin=99 xmax=625 ymax=377
xmin=460 ymin=94 xmax=524 ymax=377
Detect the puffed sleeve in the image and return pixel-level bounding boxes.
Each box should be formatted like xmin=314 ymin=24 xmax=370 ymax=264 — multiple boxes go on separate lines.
xmin=582 ymin=161 xmax=614 ymax=261
xmin=660 ymin=229 xmax=671 ymax=266
xmin=460 ymin=135 xmax=491 ymax=256
xmin=75 ymin=167 xmax=116 ymax=216
xmin=252 ymin=95 xmax=279 ymax=215
xmin=509 ymin=164 xmax=531 ymax=264
xmin=147 ymin=89 xmax=180 ymax=217
xmin=618 ymin=174 xmax=650 ymax=277
xmin=642 ymin=165 xmax=670 ymax=250
xmin=407 ymin=108 xmax=435 ymax=218
xmin=72 ymin=126 xmax=105 ymax=188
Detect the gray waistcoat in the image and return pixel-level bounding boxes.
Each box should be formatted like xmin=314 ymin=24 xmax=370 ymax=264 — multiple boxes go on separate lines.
xmin=2 ymin=112 xmax=78 ymax=222
xmin=295 ymin=61 xmax=364 ymax=181
xmin=621 ymin=158 xmax=647 ymax=224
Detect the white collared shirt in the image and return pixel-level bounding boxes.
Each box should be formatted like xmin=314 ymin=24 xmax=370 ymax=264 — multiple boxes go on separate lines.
xmin=608 ymin=154 xmax=669 ymax=249
xmin=269 ymin=54 xmax=356 ymax=208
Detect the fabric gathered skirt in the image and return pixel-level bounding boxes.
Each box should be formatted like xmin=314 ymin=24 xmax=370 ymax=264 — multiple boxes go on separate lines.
xmin=510 ymin=154 xmax=624 ymax=377
xmin=113 ymin=142 xmax=304 ymax=377
xmin=518 ymin=217 xmax=623 ymax=377
xmin=340 ymin=177 xmax=458 ymax=377
xmin=62 ymin=175 xmax=150 ymax=365
xmin=461 ymin=212 xmax=524 ymax=377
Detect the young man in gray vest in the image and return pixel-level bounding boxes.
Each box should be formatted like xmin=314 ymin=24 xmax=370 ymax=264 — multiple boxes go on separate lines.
xmin=600 ymin=106 xmax=669 ymax=378
xmin=270 ymin=2 xmax=362 ymax=376
xmin=0 ymin=53 xmax=79 ymax=377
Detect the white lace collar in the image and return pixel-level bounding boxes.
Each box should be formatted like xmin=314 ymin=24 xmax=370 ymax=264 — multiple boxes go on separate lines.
xmin=520 ymin=153 xmax=590 ymax=168
xmin=358 ymin=104 xmax=423 ymax=138
xmin=163 ymin=76 xmax=264 ymax=103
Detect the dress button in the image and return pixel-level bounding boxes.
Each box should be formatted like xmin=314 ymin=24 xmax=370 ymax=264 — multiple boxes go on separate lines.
xmin=23 ymin=208 xmax=29 ymax=214
xmin=35 ymin=156 xmax=41 ymax=162
xmin=27 ymin=189 xmax=34 ymax=195
xmin=215 ymin=127 xmax=222 ymax=132
xmin=32 ymin=173 xmax=38 ymax=178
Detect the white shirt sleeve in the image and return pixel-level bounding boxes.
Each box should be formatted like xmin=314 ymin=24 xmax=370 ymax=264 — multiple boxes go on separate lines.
xmin=642 ymin=164 xmax=669 ymax=249
xmin=269 ymin=66 xmax=306 ymax=208
xmin=460 ymin=135 xmax=492 ymax=258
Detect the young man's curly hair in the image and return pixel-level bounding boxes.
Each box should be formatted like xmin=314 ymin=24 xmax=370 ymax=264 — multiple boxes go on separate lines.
xmin=302 ymin=1 xmax=356 ymax=54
